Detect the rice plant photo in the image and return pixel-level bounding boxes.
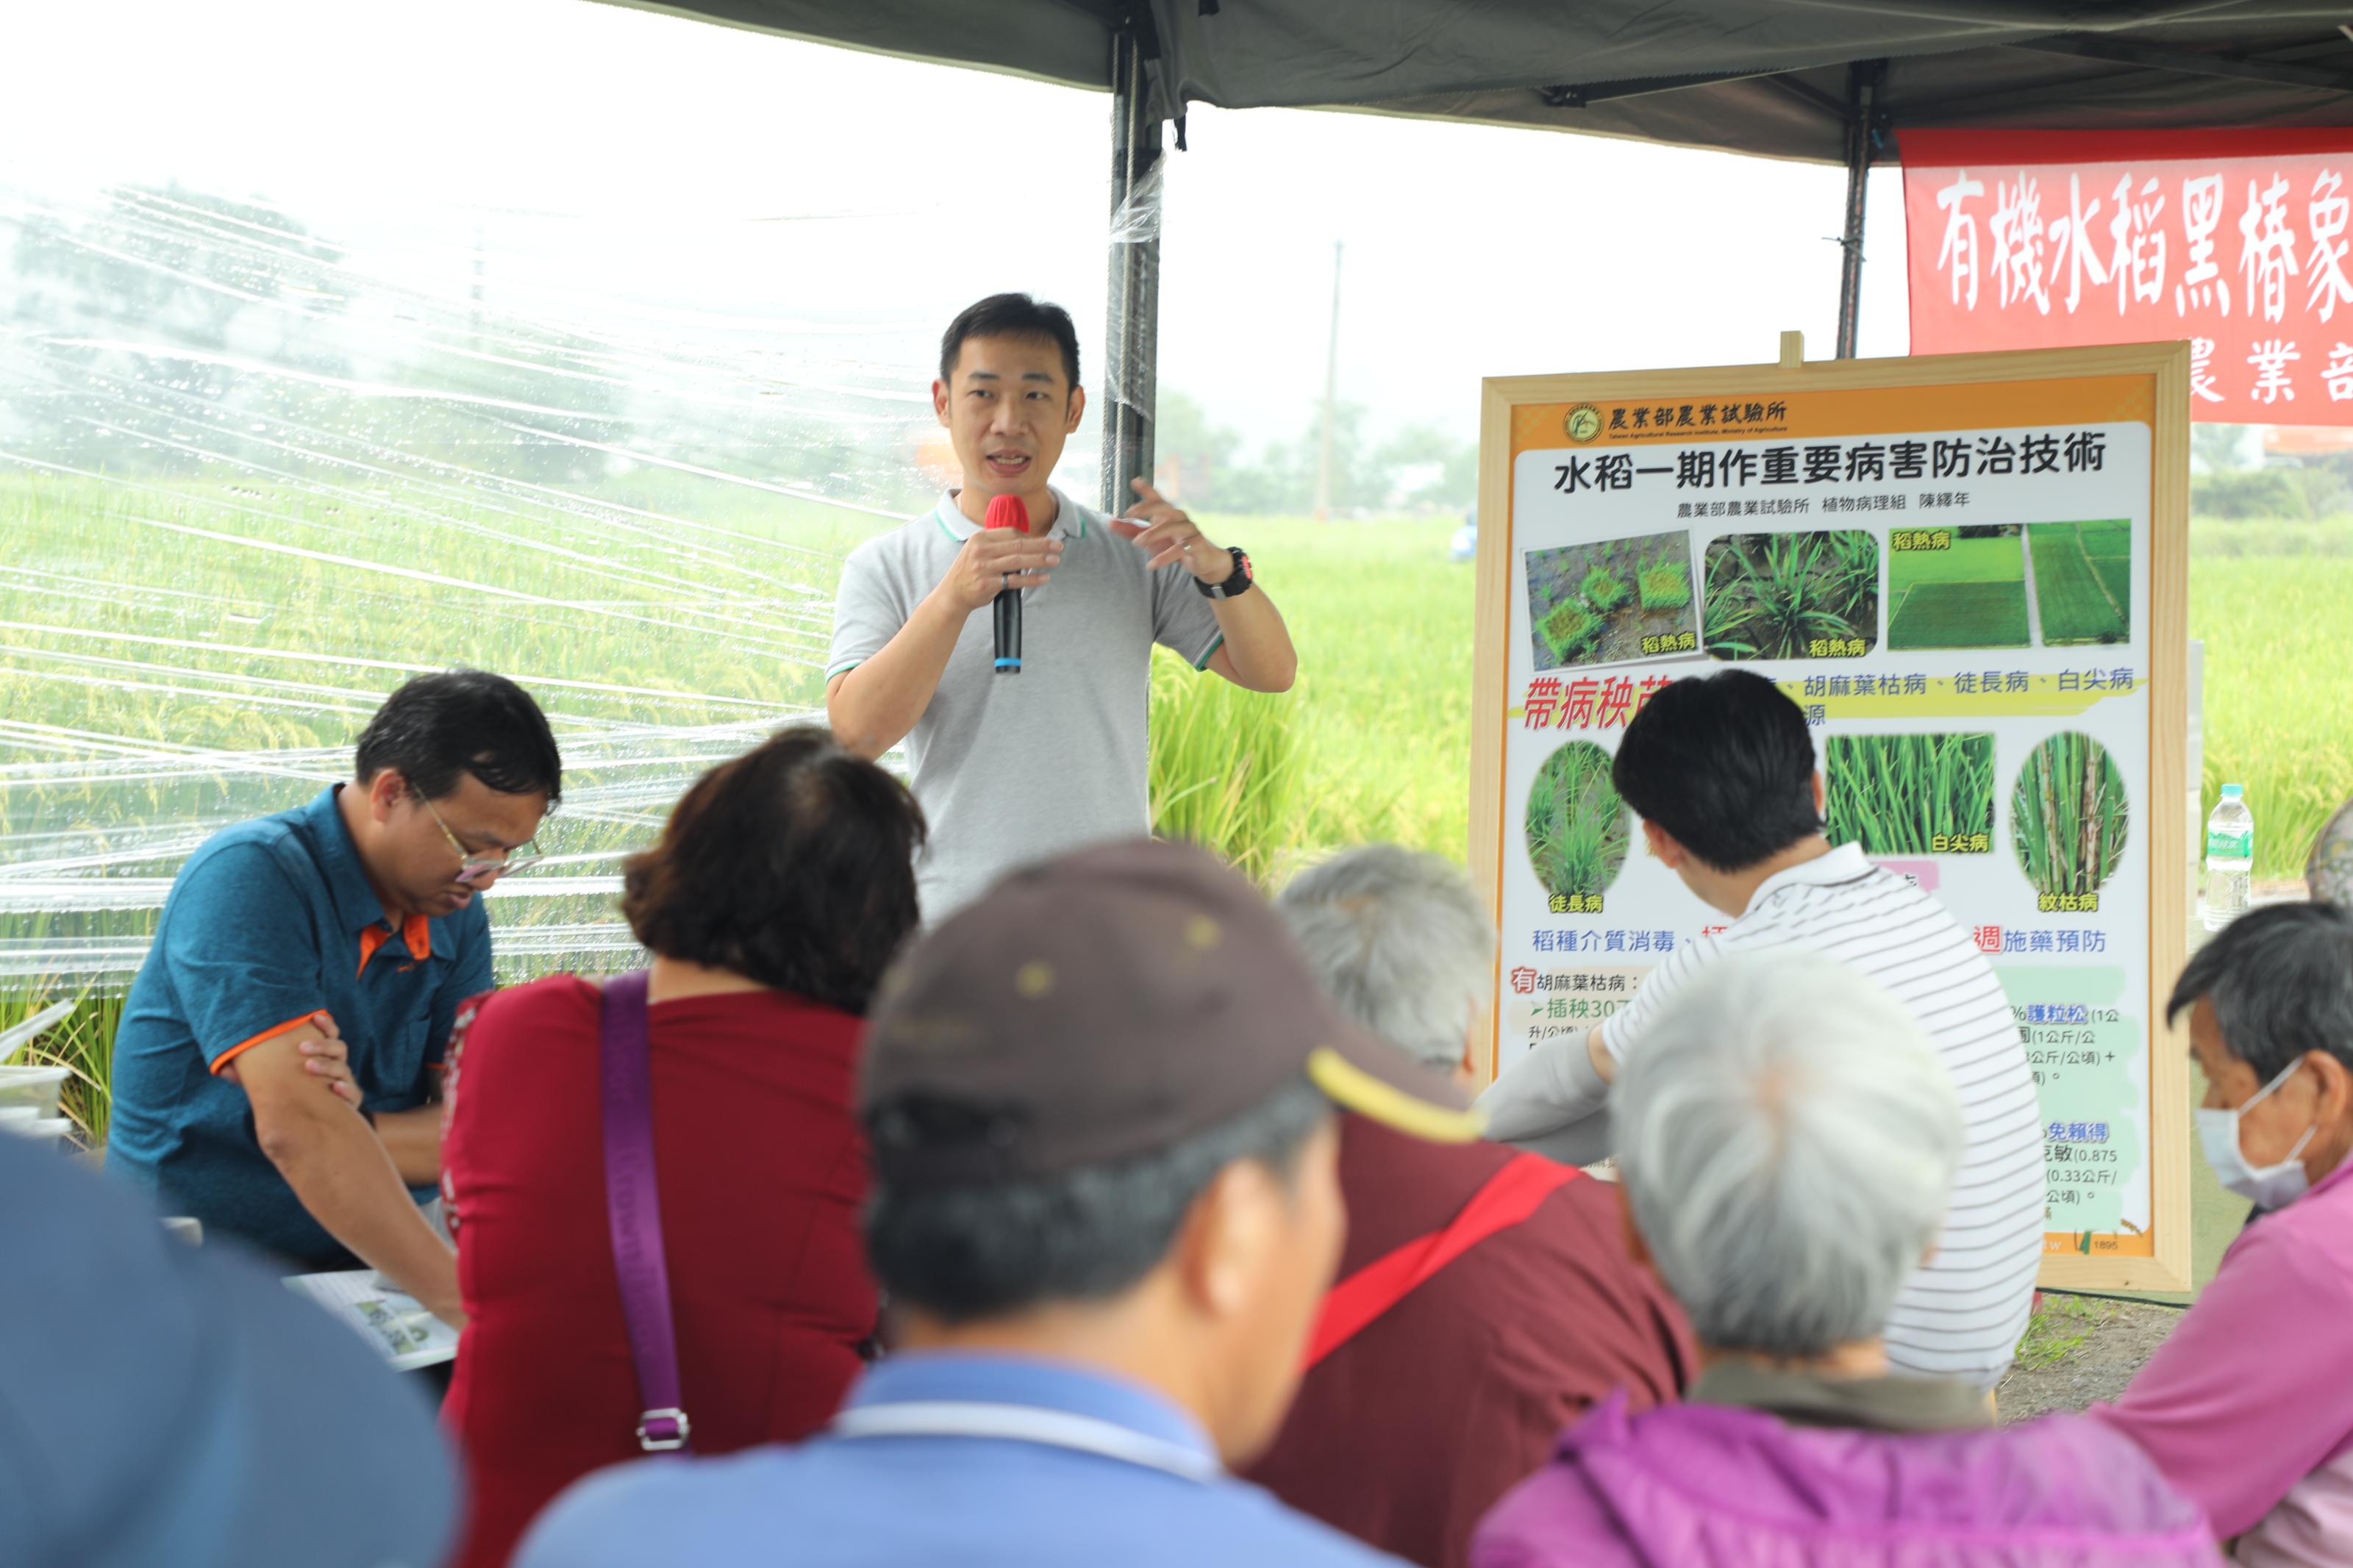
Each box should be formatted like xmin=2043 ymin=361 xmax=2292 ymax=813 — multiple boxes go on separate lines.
xmin=2012 ymin=731 xmax=2130 ymax=898
xmin=1703 ymin=530 xmax=1879 ymax=660
xmin=1885 ymin=523 xmax=2030 ymax=651
xmin=1826 ymin=733 xmax=1996 ymax=856
xmin=1522 ymin=530 xmax=1700 ymax=670
xmin=2027 ymin=520 xmax=2131 ymax=645
xmin=1524 ymin=740 xmax=1632 ymax=903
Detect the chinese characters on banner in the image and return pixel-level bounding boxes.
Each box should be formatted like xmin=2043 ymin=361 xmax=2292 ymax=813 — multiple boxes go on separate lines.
xmin=1903 ymin=129 xmax=2353 ymax=424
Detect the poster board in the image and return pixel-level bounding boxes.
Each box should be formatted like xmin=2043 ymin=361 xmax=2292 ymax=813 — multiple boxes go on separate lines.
xmin=1469 ymin=338 xmax=2190 ymax=1295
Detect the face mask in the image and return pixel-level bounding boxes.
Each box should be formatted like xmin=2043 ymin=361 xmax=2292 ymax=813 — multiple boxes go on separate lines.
xmin=2195 ymin=1057 xmax=2317 ymax=1211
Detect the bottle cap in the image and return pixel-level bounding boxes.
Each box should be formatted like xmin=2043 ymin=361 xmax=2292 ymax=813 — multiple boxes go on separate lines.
xmin=2221 ymin=783 xmax=2243 ymax=797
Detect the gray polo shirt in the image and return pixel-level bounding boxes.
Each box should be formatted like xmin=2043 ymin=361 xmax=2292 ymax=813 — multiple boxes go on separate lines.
xmin=827 ymin=487 xmax=1224 ymax=921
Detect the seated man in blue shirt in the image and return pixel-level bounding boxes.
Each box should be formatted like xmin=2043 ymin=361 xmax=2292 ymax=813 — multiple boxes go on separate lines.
xmin=517 ymin=840 xmax=1484 ymax=1568
xmin=109 ymin=670 xmax=560 ymax=1326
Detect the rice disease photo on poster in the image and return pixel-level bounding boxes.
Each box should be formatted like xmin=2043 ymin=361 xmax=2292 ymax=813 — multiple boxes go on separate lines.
xmin=1522 ymin=530 xmax=1696 ymax=670
xmin=1702 ymin=529 xmax=1879 ymax=660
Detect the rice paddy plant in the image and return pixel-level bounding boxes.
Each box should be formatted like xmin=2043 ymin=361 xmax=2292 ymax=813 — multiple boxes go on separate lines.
xmin=1147 ymin=648 xmax=1307 ymax=887
xmin=0 ymin=987 xmax=127 ymax=1145
xmin=1825 ymin=733 xmax=1996 ymax=855
xmin=1543 ymin=599 xmax=1601 ymax=662
xmin=1581 ymin=565 xmax=1629 ymax=612
xmin=1703 ymin=531 xmax=1877 ymax=659
xmin=1828 ymin=529 xmax=1879 ymax=592
xmin=1637 ymin=559 xmax=1691 ymax=610
xmin=2012 ymin=731 xmax=2129 ymax=896
xmin=1523 ymin=740 xmax=1630 ymax=899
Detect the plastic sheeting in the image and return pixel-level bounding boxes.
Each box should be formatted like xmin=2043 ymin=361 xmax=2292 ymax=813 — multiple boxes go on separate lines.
xmin=0 ymin=178 xmax=990 ymax=988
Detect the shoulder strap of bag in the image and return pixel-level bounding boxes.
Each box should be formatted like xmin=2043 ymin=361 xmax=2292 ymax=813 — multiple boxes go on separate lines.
xmin=599 ymin=969 xmax=691 ymax=1452
xmin=1302 ymin=1153 xmax=1580 ymax=1371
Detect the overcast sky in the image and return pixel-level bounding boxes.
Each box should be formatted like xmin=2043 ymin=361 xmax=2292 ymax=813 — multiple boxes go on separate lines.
xmin=0 ymin=0 xmax=1913 ymax=451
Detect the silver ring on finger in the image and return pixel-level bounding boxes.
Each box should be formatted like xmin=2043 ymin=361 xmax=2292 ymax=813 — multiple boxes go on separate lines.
xmin=1000 ymin=573 xmax=1009 ymax=589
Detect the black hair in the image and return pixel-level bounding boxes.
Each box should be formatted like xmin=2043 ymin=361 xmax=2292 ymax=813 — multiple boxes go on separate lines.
xmin=621 ymin=726 xmax=925 ymax=1015
xmin=938 ymin=293 xmax=1081 ymax=394
xmin=1610 ymin=670 xmax=1820 ymax=873
xmin=353 ymin=670 xmax=562 ymax=804
xmin=863 ymin=1077 xmax=1329 ymax=1324
xmin=2168 ymin=903 xmax=2353 ymax=1081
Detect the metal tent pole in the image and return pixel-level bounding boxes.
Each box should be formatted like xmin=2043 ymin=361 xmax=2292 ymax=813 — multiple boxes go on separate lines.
xmin=1101 ymin=18 xmax=1163 ymax=514
xmin=1834 ymin=62 xmax=1883 ymax=360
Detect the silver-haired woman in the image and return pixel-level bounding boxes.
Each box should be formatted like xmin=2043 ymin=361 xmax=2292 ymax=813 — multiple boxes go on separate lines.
xmin=1473 ymin=951 xmax=2215 ymax=1568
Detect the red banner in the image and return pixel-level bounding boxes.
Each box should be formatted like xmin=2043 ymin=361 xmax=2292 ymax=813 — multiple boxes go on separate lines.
xmin=1904 ymin=129 xmax=2353 ymax=424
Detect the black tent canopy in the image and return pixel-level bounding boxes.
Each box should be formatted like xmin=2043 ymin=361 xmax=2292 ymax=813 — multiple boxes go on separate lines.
xmin=605 ymin=1 xmax=2353 ymax=161
xmin=601 ymin=1 xmax=2353 ymax=501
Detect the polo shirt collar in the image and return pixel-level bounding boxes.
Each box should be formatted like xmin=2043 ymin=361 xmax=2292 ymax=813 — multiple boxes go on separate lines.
xmin=1741 ymin=841 xmax=1873 ymax=918
xmin=845 ymin=1351 xmax=1215 ymax=1464
xmin=1690 ymin=1360 xmax=1990 ymax=1433
xmin=304 ymin=786 xmax=437 ymax=969
xmin=932 ymin=487 xmax=1088 ymax=544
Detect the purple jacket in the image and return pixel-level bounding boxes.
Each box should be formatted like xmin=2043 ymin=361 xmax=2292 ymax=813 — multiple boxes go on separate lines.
xmin=1473 ymin=1370 xmax=2220 ymax=1568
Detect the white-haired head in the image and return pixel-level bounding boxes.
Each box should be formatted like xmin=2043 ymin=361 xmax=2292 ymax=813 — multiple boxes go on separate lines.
xmin=1613 ymin=951 xmax=1964 ymax=1358
xmin=1277 ymin=845 xmax=1494 ymax=1073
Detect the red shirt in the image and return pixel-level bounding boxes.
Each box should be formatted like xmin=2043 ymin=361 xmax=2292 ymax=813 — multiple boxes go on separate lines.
xmin=440 ymin=976 xmax=879 ymax=1568
xmin=1243 ymin=1116 xmax=1696 ymax=1568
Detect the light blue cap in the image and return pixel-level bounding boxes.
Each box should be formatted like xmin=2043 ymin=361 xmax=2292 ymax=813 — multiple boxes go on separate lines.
xmin=2221 ymin=783 xmax=2243 ymax=797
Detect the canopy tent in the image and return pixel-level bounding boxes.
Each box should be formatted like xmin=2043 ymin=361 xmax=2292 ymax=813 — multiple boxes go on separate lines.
xmin=601 ymin=0 xmax=2353 ymax=501
xmin=605 ymin=3 xmax=2353 ymax=162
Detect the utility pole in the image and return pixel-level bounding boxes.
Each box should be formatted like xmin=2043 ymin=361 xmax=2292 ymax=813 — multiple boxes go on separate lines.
xmin=1314 ymin=240 xmax=1343 ymax=521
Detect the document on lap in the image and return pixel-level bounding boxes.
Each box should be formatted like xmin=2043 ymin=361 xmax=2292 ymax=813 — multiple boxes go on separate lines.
xmin=285 ymin=1268 xmax=458 ymax=1372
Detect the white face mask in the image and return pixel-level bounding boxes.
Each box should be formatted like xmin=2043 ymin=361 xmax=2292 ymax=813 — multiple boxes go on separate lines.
xmin=2195 ymin=1057 xmax=2317 ymax=1211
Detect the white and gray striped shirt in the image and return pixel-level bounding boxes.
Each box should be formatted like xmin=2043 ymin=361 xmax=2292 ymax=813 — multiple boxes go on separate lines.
xmin=1485 ymin=842 xmax=2044 ymax=1389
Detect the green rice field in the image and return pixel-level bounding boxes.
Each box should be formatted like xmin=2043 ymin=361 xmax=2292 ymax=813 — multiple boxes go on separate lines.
xmin=1888 ymin=528 xmax=2032 ymax=651
xmin=2029 ymin=520 xmax=2132 ymax=646
xmin=3 ymin=490 xmax=2346 ymax=1139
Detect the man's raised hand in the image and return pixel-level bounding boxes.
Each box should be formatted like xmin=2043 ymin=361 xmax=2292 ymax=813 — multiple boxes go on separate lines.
xmin=1111 ymin=478 xmax=1232 ymax=583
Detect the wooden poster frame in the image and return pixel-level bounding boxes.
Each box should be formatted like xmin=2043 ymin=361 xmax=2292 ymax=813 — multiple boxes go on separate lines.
xmin=1468 ymin=336 xmax=2192 ymax=1295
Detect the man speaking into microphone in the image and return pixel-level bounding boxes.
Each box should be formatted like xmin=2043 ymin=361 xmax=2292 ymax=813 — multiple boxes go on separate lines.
xmin=826 ymin=293 xmax=1298 ymax=920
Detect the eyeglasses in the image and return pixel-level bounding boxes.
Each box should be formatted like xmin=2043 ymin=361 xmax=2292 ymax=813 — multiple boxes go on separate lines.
xmin=418 ymin=792 xmax=543 ymax=885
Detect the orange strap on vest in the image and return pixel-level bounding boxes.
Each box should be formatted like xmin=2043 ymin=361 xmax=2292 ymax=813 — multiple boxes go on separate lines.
xmin=1302 ymin=1153 xmax=1581 ymax=1370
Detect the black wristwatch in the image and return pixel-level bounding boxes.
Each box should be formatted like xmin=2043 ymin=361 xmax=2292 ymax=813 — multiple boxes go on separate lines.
xmin=1195 ymin=545 xmax=1254 ymax=598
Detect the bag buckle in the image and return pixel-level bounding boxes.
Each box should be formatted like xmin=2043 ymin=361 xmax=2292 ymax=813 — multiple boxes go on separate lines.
xmin=637 ymin=1407 xmax=690 ymax=1452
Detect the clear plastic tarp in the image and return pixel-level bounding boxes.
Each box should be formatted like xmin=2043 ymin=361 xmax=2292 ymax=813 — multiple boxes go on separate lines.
xmin=0 ymin=1 xmax=1109 ymax=989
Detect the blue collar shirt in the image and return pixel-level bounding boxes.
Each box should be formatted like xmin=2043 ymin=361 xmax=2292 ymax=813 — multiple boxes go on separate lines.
xmin=514 ymin=1352 xmax=1410 ymax=1568
xmin=107 ymin=785 xmax=492 ymax=1266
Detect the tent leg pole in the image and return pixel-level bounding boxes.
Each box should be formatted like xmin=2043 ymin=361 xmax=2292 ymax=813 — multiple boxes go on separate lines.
xmin=1101 ymin=23 xmax=1163 ymax=514
xmin=1834 ymin=62 xmax=1879 ymax=360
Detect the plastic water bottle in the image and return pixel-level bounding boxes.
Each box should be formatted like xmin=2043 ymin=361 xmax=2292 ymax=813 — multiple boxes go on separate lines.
xmin=2204 ymin=784 xmax=2254 ymax=932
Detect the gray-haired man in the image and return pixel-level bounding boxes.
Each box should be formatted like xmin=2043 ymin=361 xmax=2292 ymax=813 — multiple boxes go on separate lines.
xmin=1242 ymin=846 xmax=1692 ymax=1568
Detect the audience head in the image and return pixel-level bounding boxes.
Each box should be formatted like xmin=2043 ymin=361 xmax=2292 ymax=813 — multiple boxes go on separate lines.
xmin=859 ymin=840 xmax=1479 ymax=1462
xmin=0 ymin=1131 xmax=456 ymax=1568
xmin=2170 ymin=903 xmax=2353 ymax=1206
xmin=1611 ymin=670 xmax=1823 ymax=892
xmin=348 ymin=669 xmax=561 ymax=917
xmin=621 ymin=725 xmax=925 ymax=1015
xmin=1614 ymin=951 xmax=1963 ymax=1362
xmin=1277 ymin=845 xmax=1495 ymax=1085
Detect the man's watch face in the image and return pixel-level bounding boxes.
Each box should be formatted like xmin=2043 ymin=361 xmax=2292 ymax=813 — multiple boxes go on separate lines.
xmin=1238 ymin=551 xmax=1253 ymax=581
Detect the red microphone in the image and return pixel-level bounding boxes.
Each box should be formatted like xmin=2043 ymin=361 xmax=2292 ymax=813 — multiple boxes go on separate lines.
xmin=984 ymin=494 xmax=1026 ymax=675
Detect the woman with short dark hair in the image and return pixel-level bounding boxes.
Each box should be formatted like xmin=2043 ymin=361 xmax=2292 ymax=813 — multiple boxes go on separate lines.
xmin=438 ymin=727 xmax=925 ymax=1568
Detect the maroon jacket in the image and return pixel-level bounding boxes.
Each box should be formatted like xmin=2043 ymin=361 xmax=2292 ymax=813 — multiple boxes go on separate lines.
xmin=1244 ymin=1115 xmax=1696 ymax=1568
